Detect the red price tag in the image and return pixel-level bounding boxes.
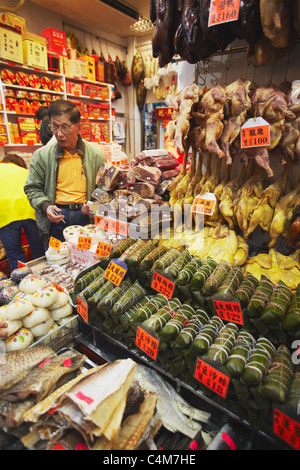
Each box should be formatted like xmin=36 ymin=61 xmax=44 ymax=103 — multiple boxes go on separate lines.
xmin=273 ymin=408 xmax=300 ymax=450
xmin=53 ymin=282 xmax=65 ymax=293
xmin=77 ymin=236 xmax=92 ymax=250
xmin=77 ymin=295 xmax=88 ymax=322
xmin=49 ymin=236 xmax=62 ymax=251
xmin=104 ymin=260 xmax=127 ymax=287
xmin=135 ymin=326 xmax=159 ymax=361
xmin=208 ymin=0 xmax=241 ymax=27
xmin=18 ymin=260 xmax=27 ymax=268
xmin=194 ymin=358 xmax=230 ymax=399
xmin=95 ymin=215 xmax=129 ymax=237
xmin=241 ymin=118 xmax=270 ymax=149
xmin=52 ymin=443 xmax=67 ymax=450
xmin=95 ymin=241 xmax=112 ymax=258
xmin=151 ymin=272 xmax=175 ymax=300
xmin=213 ymin=299 xmax=244 ymax=325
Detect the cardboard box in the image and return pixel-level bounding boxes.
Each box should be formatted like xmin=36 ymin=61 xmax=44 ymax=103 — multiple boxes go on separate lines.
xmin=59 ymin=56 xmax=69 ymax=75
xmin=68 ymin=58 xmax=87 ymax=79
xmin=0 ymin=23 xmax=23 ymax=64
xmin=1 ymin=13 xmax=26 ymax=34
xmin=41 ymin=28 xmax=67 ymax=57
xmin=23 ymin=32 xmax=48 ymax=70
xmin=83 ymin=55 xmax=95 ymax=81
xmin=95 ymin=61 xmax=105 ymax=83
xmin=17 ymin=117 xmax=36 ymax=132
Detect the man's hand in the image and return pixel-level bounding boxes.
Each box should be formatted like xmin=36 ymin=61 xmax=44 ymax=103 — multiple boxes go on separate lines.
xmin=46 ymin=205 xmax=65 ymax=224
xmin=81 ymin=204 xmax=90 ymax=215
xmin=0 ymin=321 xmax=9 ymax=338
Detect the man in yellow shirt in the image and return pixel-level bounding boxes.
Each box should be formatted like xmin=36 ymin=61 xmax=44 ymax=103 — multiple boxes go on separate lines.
xmin=0 ymin=154 xmax=45 ymax=271
xmin=24 ymin=100 xmax=106 ymax=245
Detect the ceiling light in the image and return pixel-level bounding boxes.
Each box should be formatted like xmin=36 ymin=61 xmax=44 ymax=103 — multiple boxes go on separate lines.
xmin=129 ymin=16 xmax=155 ymax=34
xmin=99 ymin=0 xmax=139 ymax=20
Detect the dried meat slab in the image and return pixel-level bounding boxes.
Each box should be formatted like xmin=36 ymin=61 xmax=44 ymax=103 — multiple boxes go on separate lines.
xmin=126 ymin=182 xmax=156 ymax=198
xmin=104 ymin=166 xmax=122 ymax=191
xmin=132 ymin=165 xmax=162 ymax=185
xmin=161 ymin=169 xmax=180 ymax=181
xmin=154 ymin=154 xmax=179 ymax=171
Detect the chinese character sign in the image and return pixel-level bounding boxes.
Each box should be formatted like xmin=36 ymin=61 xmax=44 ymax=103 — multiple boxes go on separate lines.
xmin=104 ymin=259 xmax=128 ymax=286
xmin=208 ymin=0 xmax=241 ymax=27
xmin=213 ymin=299 xmax=244 ymax=325
xmin=151 ymin=271 xmax=175 ymax=300
xmin=135 ymin=326 xmax=159 ymax=360
xmin=273 ymin=408 xmax=300 ymax=450
xmin=194 ymin=358 xmax=230 ymax=398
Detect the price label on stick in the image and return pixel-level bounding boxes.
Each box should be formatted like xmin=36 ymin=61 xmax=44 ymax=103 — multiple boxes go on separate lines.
xmin=208 ymin=0 xmax=241 ymax=27
xmin=104 ymin=259 xmax=127 ymax=287
xmin=77 ymin=236 xmax=92 ymax=251
xmin=213 ymin=299 xmax=244 ymax=325
xmin=240 ymin=117 xmax=270 ymax=149
xmin=151 ymin=271 xmax=175 ymax=300
xmin=77 ymin=295 xmax=88 ymax=323
xmin=135 ymin=326 xmax=159 ymax=361
xmin=49 ymin=237 xmax=61 ymax=251
xmin=194 ymin=358 xmax=230 ymax=399
xmin=95 ymin=241 xmax=112 ymax=258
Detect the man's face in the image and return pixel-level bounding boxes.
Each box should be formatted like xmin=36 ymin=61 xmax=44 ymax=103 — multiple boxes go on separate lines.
xmin=50 ymin=114 xmax=81 ymax=151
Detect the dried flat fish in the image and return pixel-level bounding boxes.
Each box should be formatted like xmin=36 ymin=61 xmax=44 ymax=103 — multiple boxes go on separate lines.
xmin=0 ymin=346 xmax=56 ymax=392
xmin=0 ymin=398 xmax=36 ymax=430
xmin=1 ymin=351 xmax=86 ymax=403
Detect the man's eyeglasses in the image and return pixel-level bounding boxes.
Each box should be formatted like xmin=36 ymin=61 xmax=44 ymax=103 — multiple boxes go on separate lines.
xmin=48 ymin=123 xmax=77 ymax=134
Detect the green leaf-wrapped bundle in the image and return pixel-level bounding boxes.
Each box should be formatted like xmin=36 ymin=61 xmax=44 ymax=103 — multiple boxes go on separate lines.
xmin=258 ymin=345 xmax=294 ymax=403
xmin=241 ymin=337 xmax=276 ymax=386
xmin=165 ymin=250 xmax=193 ymax=279
xmin=126 ymin=240 xmax=158 ymax=268
xmin=153 ymin=248 xmax=181 ymax=272
xmin=120 ymin=239 xmax=146 ymax=261
xmin=80 ymin=275 xmax=107 ymax=300
xmin=247 ymin=276 xmax=274 ymax=318
xmin=139 ymin=245 xmax=169 ymax=271
xmin=141 ymin=298 xmax=181 ymax=332
xmin=176 ymin=257 xmax=203 ymax=286
xmin=174 ymin=308 xmax=210 ymax=349
xmin=202 ymin=261 xmax=231 ymax=296
xmin=111 ymin=280 xmax=146 ymax=315
xmin=282 ymin=286 xmax=300 ymax=333
xmin=285 ymin=365 xmax=300 ymax=409
xmin=188 ymin=316 xmax=224 ymax=357
xmin=235 ymin=273 xmax=259 ymax=306
xmin=225 ymin=330 xmax=256 ymax=377
xmin=169 ymin=357 xmax=186 ymax=377
xmin=130 ymin=294 xmax=169 ymax=324
xmin=74 ymin=266 xmax=104 ymax=294
xmin=109 ymin=237 xmax=136 ymax=259
xmin=159 ymin=303 xmax=195 ymax=341
xmin=88 ymin=280 xmax=115 ymax=306
xmin=215 ymin=267 xmax=244 ymax=299
xmin=97 ymin=278 xmax=132 ymax=310
xmin=260 ymin=281 xmax=293 ymax=325
xmin=116 ymin=295 xmax=153 ymax=332
xmin=204 ymin=323 xmax=239 ymax=365
xmin=190 ymin=257 xmax=218 ymax=290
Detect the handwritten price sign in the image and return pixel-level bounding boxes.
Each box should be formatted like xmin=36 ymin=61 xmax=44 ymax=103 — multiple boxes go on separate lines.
xmin=194 ymin=358 xmax=230 ymax=399
xmin=151 ymin=271 xmax=175 ymax=300
xmin=213 ymin=299 xmax=244 ymax=325
xmin=77 ymin=295 xmax=88 ymax=323
xmin=208 ymin=0 xmax=240 ymax=27
xmin=95 ymin=242 xmax=112 ymax=258
xmin=49 ymin=237 xmax=62 ymax=251
xmin=192 ymin=193 xmax=216 ymax=216
xmin=135 ymin=326 xmax=159 ymax=361
xmin=104 ymin=259 xmax=128 ymax=287
xmin=273 ymin=408 xmax=300 ymax=450
xmin=77 ymin=236 xmax=92 ymax=251
xmin=241 ymin=118 xmax=270 ymax=149
xmin=95 ymin=215 xmax=129 ymax=237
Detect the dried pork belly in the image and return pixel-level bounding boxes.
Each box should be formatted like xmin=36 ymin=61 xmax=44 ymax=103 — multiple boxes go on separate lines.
xmin=127 ymin=182 xmax=156 ymax=198
xmin=104 ymin=166 xmax=122 ymax=191
xmin=154 ymin=154 xmax=179 ymax=171
xmin=132 ymin=164 xmax=162 ymax=185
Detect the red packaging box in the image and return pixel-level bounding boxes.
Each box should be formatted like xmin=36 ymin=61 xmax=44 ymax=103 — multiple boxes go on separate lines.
xmin=41 ymin=28 xmax=67 ymax=57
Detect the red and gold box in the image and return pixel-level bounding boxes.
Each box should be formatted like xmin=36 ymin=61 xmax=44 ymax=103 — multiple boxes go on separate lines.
xmin=1 ymin=13 xmax=26 ymax=34
xmin=41 ymin=27 xmax=67 ymax=57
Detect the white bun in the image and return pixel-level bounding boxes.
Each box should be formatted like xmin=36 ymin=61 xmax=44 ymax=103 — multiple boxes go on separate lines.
xmin=32 ymin=286 xmax=59 ymax=308
xmin=63 ymin=225 xmax=82 ymax=241
xmin=19 ymin=275 xmax=48 ymax=294
xmin=48 ymin=292 xmax=70 ymax=310
xmin=30 ymin=317 xmax=54 ymax=337
xmin=5 ymin=328 xmax=33 ymax=351
xmin=22 ymin=307 xmax=50 ymax=329
xmin=0 ymin=319 xmax=22 ymax=336
xmin=50 ymin=302 xmax=73 ymax=321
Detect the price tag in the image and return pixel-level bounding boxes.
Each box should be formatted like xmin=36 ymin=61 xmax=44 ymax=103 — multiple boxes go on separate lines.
xmin=104 ymin=259 xmax=127 ymax=286
xmin=194 ymin=358 xmax=230 ymax=399
xmin=77 ymin=295 xmax=88 ymax=322
xmin=192 ymin=192 xmax=216 ymax=216
xmin=95 ymin=215 xmax=129 ymax=237
xmin=77 ymin=236 xmax=92 ymax=250
xmin=53 ymin=282 xmax=65 ymax=293
xmin=52 ymin=443 xmax=67 ymax=451
xmin=241 ymin=117 xmax=270 ymax=149
xmin=49 ymin=236 xmax=62 ymax=251
xmin=213 ymin=299 xmax=244 ymax=325
xmin=18 ymin=261 xmax=27 ymax=268
xmin=151 ymin=271 xmax=175 ymax=300
xmin=135 ymin=326 xmax=159 ymax=361
xmin=208 ymin=0 xmax=241 ymax=27
xmin=95 ymin=241 xmax=113 ymax=258
xmin=273 ymin=408 xmax=300 ymax=450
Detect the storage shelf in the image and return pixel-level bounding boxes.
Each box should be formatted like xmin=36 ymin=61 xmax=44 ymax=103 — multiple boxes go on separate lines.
xmin=65 ymin=75 xmax=113 ymax=88
xmin=0 ymin=60 xmax=63 ymax=78
xmin=4 ymin=83 xmax=65 ymax=94
xmin=66 ymin=92 xmax=109 ymax=102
